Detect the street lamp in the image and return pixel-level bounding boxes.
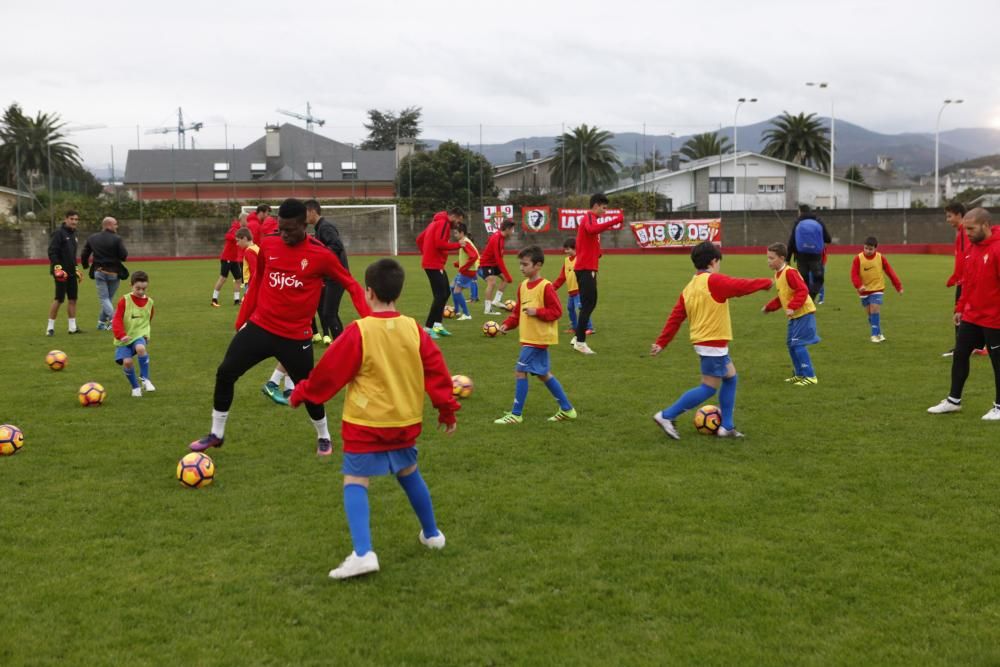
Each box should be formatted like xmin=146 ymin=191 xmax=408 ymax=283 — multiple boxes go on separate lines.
xmin=935 ymin=99 xmax=964 ymax=207
xmin=733 ymin=97 xmax=757 ymax=210
xmin=806 ymin=82 xmax=835 ymax=208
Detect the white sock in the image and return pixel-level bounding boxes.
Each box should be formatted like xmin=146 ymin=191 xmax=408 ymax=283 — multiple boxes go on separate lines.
xmin=234 ymin=291 xmax=241 ymax=301
xmin=283 ymin=375 xmax=295 ymax=391
xmin=269 ymin=370 xmax=285 ymax=385
xmin=211 ymin=409 xmax=229 ymax=438
xmin=434 ymin=322 xmax=443 ymax=329
xmin=311 ymin=416 xmax=331 ymax=440
xmin=212 ymin=290 xmax=220 ymax=299
xmin=47 ymin=318 xmax=55 ymax=330
xmin=68 ymin=318 xmax=78 ymax=331
xmin=493 ymin=293 xmax=503 ymax=304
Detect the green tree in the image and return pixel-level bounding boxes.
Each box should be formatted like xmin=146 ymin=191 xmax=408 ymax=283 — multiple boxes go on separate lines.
xmin=397 ymin=141 xmax=495 ymax=218
xmin=679 ymin=132 xmax=731 ymax=161
xmin=762 ymin=112 xmax=831 ymax=172
xmin=0 ymin=103 xmax=84 ymax=190
xmin=844 ymin=165 xmax=865 ymax=183
xmin=549 ymin=124 xmax=623 ymax=194
xmin=361 ymin=106 xmax=424 ymax=151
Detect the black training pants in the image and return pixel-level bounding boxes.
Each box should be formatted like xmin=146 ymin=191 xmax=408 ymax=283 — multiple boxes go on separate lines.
xmin=321 ymin=279 xmax=345 ymax=340
xmin=796 ymin=253 xmax=824 ymax=300
xmin=950 ymin=321 xmax=1000 ymax=404
xmin=214 ymin=322 xmax=324 ymax=420
xmin=425 ymin=268 xmax=451 ymax=328
xmin=575 ymin=269 xmax=598 ymax=342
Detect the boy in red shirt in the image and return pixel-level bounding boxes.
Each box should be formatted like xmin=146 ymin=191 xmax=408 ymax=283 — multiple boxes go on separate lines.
xmin=763 ymin=242 xmax=820 ymax=385
xmin=551 ymin=237 xmax=594 ymax=335
xmin=479 ymin=219 xmax=515 ymax=315
xmin=290 ymin=258 xmax=459 ymax=579
xmin=572 ymin=193 xmax=623 ymax=354
xmin=450 ymin=222 xmax=478 ymax=320
xmin=849 ymin=236 xmax=903 ymax=343
xmin=211 ymin=215 xmax=245 ymax=307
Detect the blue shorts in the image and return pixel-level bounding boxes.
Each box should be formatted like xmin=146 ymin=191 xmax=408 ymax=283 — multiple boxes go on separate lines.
xmin=342 ymin=447 xmax=418 ymax=477
xmin=860 ymin=293 xmax=884 ymax=307
xmin=698 ymin=354 xmax=731 ymax=377
xmin=515 ymin=346 xmax=551 ymax=376
xmin=787 ymin=312 xmax=820 ymax=346
xmin=454 ymin=273 xmax=477 ymax=290
xmin=114 ymin=337 xmax=147 ymax=364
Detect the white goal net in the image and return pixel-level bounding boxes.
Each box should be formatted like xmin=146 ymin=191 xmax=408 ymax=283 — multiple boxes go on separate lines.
xmin=241 ymin=204 xmax=399 ymax=256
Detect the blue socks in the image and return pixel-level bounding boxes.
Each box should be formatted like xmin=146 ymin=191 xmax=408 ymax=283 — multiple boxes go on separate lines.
xmin=663 ymin=383 xmax=717 ymax=420
xmin=138 ymin=354 xmax=150 ymax=380
xmin=544 ymin=376 xmax=572 ymax=410
xmin=790 ymin=346 xmax=815 ymax=377
xmin=470 ymin=280 xmax=479 ymax=301
xmin=452 ymin=290 xmax=469 ymax=316
xmin=512 ymin=377 xmax=529 ymax=415
xmin=869 ymin=312 xmax=881 ymax=336
xmin=123 ymin=366 xmax=140 ymax=389
xmin=397 ymin=470 xmax=439 ymax=539
xmin=343 ymin=484 xmax=373 ymax=557
xmin=719 ymin=375 xmax=737 ymax=430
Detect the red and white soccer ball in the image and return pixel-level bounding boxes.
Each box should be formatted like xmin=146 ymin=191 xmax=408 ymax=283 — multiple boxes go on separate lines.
xmin=46 ymin=350 xmax=68 ymax=371
xmin=452 ymin=374 xmax=474 ymax=399
xmin=78 ymin=382 xmax=106 ymax=407
xmin=482 ymin=321 xmax=500 ymax=337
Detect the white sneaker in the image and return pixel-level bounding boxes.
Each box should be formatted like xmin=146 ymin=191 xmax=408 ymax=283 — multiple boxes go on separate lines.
xmin=141 ymin=378 xmax=156 ymax=392
xmin=652 ymin=412 xmax=680 ymax=440
xmin=877 ymin=334 xmax=886 ymax=342
xmin=927 ymin=399 xmax=962 ymax=414
xmin=569 ymin=336 xmax=577 ymax=346
xmin=456 ymin=314 xmax=472 ymax=321
xmin=573 ymin=341 xmax=595 ymax=355
xmin=328 ymin=550 xmax=380 ymax=580
xmin=870 ymin=335 xmax=881 ymax=343
xmin=717 ymin=427 xmax=745 ymax=438
xmin=131 ymin=387 xmax=142 ymax=398
xmin=419 ymin=529 xmax=446 ymax=549
xmin=982 ymin=407 xmax=1000 ymax=421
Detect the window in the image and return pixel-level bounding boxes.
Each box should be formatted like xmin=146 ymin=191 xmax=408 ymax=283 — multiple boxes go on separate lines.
xmin=709 ymin=177 xmax=734 ymax=194
xmin=757 ymin=177 xmax=785 ymax=193
xmin=340 ymin=161 xmax=357 ymax=180
xmin=213 ymin=162 xmax=230 ymax=181
xmin=306 ymin=161 xmax=323 ymax=179
xmin=250 ymin=162 xmax=266 ymax=180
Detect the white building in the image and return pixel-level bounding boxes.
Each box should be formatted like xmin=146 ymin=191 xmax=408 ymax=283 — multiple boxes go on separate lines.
xmin=608 ymin=151 xmax=876 ymax=211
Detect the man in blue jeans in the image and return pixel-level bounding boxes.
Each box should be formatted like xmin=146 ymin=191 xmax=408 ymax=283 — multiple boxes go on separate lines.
xmin=82 ymin=216 xmax=129 ymax=330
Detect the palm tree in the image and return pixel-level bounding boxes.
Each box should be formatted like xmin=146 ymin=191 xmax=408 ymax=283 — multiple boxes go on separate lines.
xmin=844 ymin=165 xmax=865 ymax=183
xmin=762 ymin=112 xmax=830 ymax=172
xmin=549 ymin=124 xmax=623 ymax=194
xmin=0 ymin=103 xmax=83 ymax=189
xmin=679 ymin=132 xmax=731 ymax=161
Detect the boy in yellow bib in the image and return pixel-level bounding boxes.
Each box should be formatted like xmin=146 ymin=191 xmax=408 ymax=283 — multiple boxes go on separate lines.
xmin=850 ymin=236 xmax=903 ymax=343
xmin=650 ymin=242 xmax=773 ymax=439
xmin=763 ymin=242 xmax=820 ymax=385
xmin=494 ymin=246 xmax=577 ymax=424
xmin=111 ymin=271 xmax=155 ymax=397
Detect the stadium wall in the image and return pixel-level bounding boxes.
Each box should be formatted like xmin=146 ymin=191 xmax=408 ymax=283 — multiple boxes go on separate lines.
xmin=0 ymin=209 xmax=959 ymax=261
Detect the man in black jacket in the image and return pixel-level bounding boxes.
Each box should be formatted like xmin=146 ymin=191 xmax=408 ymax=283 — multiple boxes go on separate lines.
xmin=787 ymin=204 xmax=833 ymax=300
xmin=306 ymin=199 xmax=349 ymax=343
xmin=46 ymin=210 xmax=84 ymax=336
xmin=81 ymin=216 xmax=129 ymax=330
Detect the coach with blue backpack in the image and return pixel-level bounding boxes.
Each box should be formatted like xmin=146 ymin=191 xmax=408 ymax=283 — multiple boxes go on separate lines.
xmin=787 ymin=204 xmax=832 ymax=300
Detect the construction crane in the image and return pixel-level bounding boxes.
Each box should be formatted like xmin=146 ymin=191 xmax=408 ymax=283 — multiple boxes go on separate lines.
xmin=145 ymin=107 xmax=203 ymax=149
xmin=276 ymin=102 xmax=326 ymax=132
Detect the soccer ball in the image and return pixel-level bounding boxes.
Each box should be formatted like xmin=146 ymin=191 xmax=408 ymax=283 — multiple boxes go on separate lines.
xmin=503 ymin=299 xmax=517 ymax=312
xmin=177 ymin=452 xmax=215 ymax=489
xmin=443 ymin=305 xmax=455 ymax=319
xmin=452 ymin=374 xmax=474 ymax=399
xmin=693 ymin=405 xmax=722 ymax=435
xmin=482 ymin=320 xmax=500 ymax=337
xmin=46 ymin=349 xmax=68 ymax=371
xmin=0 ymin=424 xmax=24 ymax=456
xmin=78 ymin=382 xmax=107 ymax=407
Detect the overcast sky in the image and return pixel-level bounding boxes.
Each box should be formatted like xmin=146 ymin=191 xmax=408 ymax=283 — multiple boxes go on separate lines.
xmin=4 ymin=0 xmax=997 ymax=170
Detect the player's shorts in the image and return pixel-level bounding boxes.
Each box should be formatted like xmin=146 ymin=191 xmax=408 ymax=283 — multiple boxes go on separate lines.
xmin=860 ymin=292 xmax=884 ymax=307
xmin=515 ymin=345 xmax=551 ymax=376
xmin=219 ymin=260 xmax=243 ymax=280
xmin=787 ymin=312 xmax=820 ymax=347
xmin=454 ymin=273 xmax=477 ymax=290
xmin=54 ymin=275 xmax=79 ymax=302
xmin=342 ymin=447 xmax=418 ymax=476
xmin=479 ymin=265 xmax=503 ymax=279
xmin=114 ymin=337 xmax=147 ymax=364
xmin=698 ymin=353 xmax=732 ymax=378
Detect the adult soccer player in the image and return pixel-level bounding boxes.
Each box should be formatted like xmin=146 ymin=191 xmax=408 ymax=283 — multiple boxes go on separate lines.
xmin=415 ymin=207 xmax=464 ymax=339
xmin=211 ymin=214 xmax=245 ymax=307
xmin=46 ymin=209 xmax=84 ymax=336
xmin=572 ymin=193 xmax=623 ymax=355
xmin=190 ymin=198 xmax=371 ymax=455
xmin=306 ymin=199 xmax=349 ymax=344
xmin=943 ymin=202 xmax=973 ymax=357
xmin=928 ymin=207 xmax=1000 ymax=421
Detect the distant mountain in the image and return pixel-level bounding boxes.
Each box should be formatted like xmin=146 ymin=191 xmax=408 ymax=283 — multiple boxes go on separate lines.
xmin=938 ymin=153 xmax=1000 ymax=175
xmin=425 ymin=119 xmax=1000 ymax=177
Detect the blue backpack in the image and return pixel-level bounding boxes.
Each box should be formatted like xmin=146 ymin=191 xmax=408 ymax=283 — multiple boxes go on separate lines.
xmin=794 ymin=218 xmax=825 ymax=253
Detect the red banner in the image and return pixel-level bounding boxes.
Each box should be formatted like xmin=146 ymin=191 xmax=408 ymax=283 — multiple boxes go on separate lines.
xmin=557 ymin=208 xmax=624 ymax=231
xmin=522 ymin=206 xmax=550 ymax=233
xmin=629 ymin=219 xmax=722 ymax=248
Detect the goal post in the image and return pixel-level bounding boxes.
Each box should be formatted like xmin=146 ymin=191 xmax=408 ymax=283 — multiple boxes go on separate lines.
xmin=240 ymin=204 xmax=399 ymax=256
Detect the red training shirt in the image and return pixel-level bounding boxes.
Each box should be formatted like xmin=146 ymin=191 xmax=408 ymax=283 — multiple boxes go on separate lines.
xmin=764 ymin=266 xmax=809 ymax=312
xmin=479 ymin=231 xmax=512 ymax=282
xmin=220 ymin=220 xmax=243 ymax=262
xmin=574 ymin=210 xmax=624 ymax=272
xmin=956 ymin=226 xmax=1000 ymax=329
xmin=416 ymin=211 xmax=460 ymax=270
xmin=850 ymin=253 xmax=903 ymax=295
xmin=454 ymin=241 xmax=480 ymax=278
xmin=948 ymin=226 xmax=971 ymax=288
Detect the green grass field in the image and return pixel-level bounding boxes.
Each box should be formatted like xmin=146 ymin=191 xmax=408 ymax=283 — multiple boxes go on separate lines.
xmin=3 ymin=252 xmax=1000 ymax=665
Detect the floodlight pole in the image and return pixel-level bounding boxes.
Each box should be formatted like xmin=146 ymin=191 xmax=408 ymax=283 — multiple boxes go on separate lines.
xmin=733 ymin=97 xmax=757 ymax=211
xmin=806 ymin=82 xmax=835 ymax=208
xmin=935 ymin=99 xmax=963 ymax=207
